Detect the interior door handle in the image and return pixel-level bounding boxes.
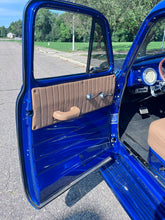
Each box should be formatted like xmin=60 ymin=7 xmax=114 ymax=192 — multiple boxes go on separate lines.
xmin=53 ymin=106 xmax=80 ymax=121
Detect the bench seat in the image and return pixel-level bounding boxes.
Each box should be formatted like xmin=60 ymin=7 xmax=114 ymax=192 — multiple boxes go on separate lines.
xmin=148 ymin=118 xmax=165 ymax=161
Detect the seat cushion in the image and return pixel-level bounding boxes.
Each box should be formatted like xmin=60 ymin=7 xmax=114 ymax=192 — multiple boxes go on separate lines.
xmin=148 ymin=118 xmax=165 ymax=161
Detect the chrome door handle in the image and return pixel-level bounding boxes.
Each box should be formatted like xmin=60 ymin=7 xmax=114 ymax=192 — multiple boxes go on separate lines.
xmin=100 ymin=93 xmax=113 ymax=99
xmin=86 ymin=91 xmax=103 ymax=100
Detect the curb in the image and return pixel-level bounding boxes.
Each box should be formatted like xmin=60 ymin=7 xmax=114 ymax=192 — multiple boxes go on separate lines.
xmin=36 ymin=47 xmax=86 ymax=67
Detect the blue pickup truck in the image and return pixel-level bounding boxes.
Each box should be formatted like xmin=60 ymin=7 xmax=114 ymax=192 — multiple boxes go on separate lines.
xmin=16 ymin=0 xmax=165 ymax=219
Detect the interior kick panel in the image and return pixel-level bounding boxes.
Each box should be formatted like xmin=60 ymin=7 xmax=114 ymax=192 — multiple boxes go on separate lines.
xmin=31 ymin=75 xmax=115 ymax=130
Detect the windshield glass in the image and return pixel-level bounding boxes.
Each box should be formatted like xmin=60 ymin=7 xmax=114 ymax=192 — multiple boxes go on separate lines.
xmin=137 ymin=18 xmax=165 ymax=59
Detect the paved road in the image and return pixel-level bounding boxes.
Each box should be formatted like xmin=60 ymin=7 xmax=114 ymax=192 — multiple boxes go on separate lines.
xmin=0 ymin=41 xmax=130 ymax=220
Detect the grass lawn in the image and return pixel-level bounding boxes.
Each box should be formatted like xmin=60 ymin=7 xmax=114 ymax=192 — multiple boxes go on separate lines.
xmin=9 ymin=40 xmax=165 ymax=59
xmin=112 ymin=42 xmax=132 ymax=52
xmin=34 ymin=41 xmax=90 ymax=52
xmin=34 ymin=41 xmax=133 ymax=53
xmin=147 ymin=41 xmax=164 ymax=50
xmin=34 ymin=41 xmax=133 ymax=59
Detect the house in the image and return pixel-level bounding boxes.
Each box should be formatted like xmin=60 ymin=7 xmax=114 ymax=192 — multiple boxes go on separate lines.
xmin=7 ymin=33 xmax=16 ymax=39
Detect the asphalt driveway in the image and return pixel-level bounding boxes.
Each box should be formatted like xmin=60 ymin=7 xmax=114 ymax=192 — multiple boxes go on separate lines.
xmin=0 ymin=41 xmax=130 ymax=220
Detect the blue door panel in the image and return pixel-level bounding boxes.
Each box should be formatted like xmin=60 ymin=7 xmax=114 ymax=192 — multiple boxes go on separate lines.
xmin=32 ymin=106 xmax=111 ymax=147
xmin=33 ymin=131 xmax=108 ymax=161
xmin=39 ymin=150 xmax=111 ymax=203
xmin=35 ymin=138 xmax=109 ymax=174
xmin=17 ymin=91 xmax=114 ymax=207
xmin=32 ymin=107 xmax=112 ymax=199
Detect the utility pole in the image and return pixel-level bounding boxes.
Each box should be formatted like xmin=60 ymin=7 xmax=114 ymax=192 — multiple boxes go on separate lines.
xmin=72 ymin=14 xmax=75 ymax=51
xmin=161 ymin=29 xmax=165 ymax=50
xmin=72 ymin=0 xmax=75 ymax=51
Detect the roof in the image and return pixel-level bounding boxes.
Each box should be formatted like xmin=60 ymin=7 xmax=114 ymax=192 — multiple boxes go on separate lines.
xmin=149 ymin=0 xmax=165 ymax=15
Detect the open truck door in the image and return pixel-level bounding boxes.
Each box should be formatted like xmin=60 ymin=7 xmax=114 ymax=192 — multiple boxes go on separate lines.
xmin=16 ymin=0 xmax=116 ymax=208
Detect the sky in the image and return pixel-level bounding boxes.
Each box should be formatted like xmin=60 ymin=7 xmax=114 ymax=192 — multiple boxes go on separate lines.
xmin=0 ymin=0 xmax=28 ymax=28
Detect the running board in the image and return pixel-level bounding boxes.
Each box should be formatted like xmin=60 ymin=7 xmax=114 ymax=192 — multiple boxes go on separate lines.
xmin=100 ymin=154 xmax=165 ymax=220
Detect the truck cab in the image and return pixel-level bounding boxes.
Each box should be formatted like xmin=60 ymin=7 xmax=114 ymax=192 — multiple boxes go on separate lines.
xmin=16 ymin=1 xmax=165 ymax=218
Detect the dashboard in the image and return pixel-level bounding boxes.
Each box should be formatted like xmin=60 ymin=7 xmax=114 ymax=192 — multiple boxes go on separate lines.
xmin=127 ymin=57 xmax=165 ymax=97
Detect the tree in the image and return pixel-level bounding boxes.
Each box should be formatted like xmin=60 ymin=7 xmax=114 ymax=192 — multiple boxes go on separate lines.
xmin=35 ymin=9 xmax=52 ymax=41
xmin=5 ymin=0 xmax=161 ymax=42
xmin=118 ymin=0 xmax=161 ymax=37
xmin=47 ymin=12 xmax=61 ymax=41
xmin=8 ymin=20 xmax=22 ymax=37
xmin=59 ymin=22 xmax=71 ymax=42
xmin=0 ymin=26 xmax=7 ymax=38
xmin=75 ymin=0 xmax=161 ymax=42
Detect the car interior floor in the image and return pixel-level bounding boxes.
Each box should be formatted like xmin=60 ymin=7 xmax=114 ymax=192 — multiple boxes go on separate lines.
xmin=119 ymin=92 xmax=165 ymax=162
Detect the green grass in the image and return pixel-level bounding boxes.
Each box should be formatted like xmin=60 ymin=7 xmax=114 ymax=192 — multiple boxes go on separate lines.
xmin=10 ymin=40 xmax=165 ymax=56
xmin=7 ymin=40 xmax=132 ymax=53
xmin=34 ymin=41 xmax=133 ymax=53
xmin=147 ymin=41 xmax=163 ymax=50
xmin=112 ymin=42 xmax=132 ymax=52
xmin=34 ymin=41 xmax=89 ymax=52
xmin=0 ymin=39 xmax=22 ymax=43
xmin=114 ymin=54 xmax=127 ymax=59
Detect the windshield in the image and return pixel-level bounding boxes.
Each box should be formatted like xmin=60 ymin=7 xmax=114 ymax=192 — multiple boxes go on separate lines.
xmin=137 ymin=17 xmax=165 ymax=59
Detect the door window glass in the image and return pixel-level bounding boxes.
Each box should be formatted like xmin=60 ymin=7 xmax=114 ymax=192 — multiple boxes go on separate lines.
xmin=89 ymin=22 xmax=109 ymax=73
xmin=34 ymin=8 xmax=109 ymax=79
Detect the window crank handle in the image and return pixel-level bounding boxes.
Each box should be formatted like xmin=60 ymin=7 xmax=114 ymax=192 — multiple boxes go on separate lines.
xmin=86 ymin=92 xmax=113 ymax=100
xmin=86 ymin=91 xmax=103 ymax=100
xmin=100 ymin=93 xmax=113 ymax=99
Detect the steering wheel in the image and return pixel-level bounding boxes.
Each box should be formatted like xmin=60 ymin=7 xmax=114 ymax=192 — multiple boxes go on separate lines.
xmin=159 ymin=58 xmax=165 ymax=81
